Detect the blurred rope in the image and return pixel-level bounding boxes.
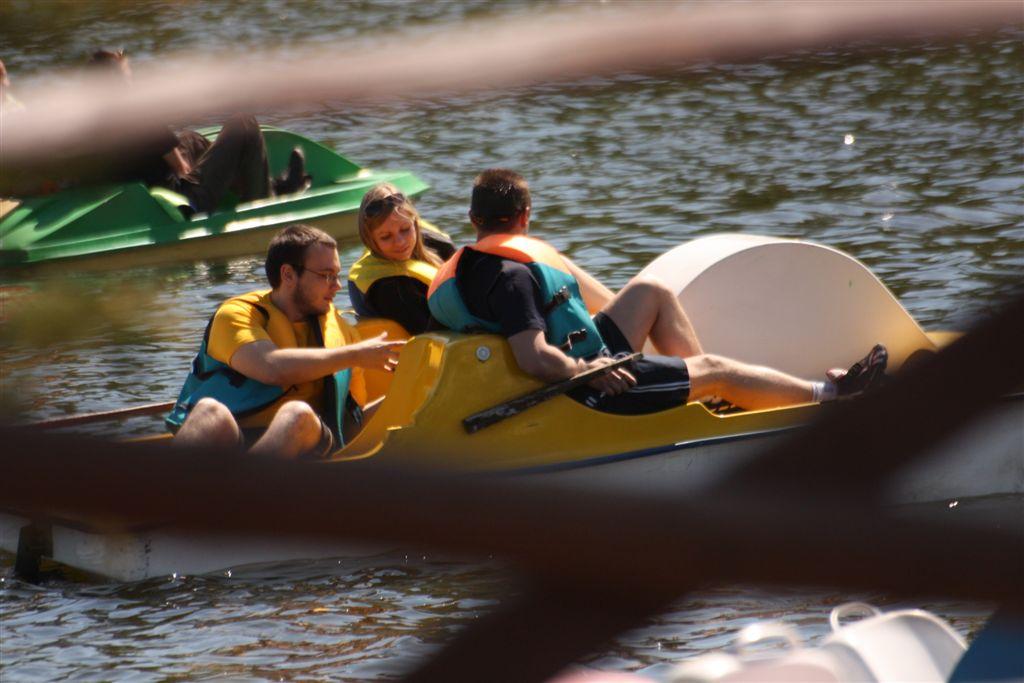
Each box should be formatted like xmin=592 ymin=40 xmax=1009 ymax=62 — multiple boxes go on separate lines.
xmin=2 ymin=0 xmax=1020 ymax=178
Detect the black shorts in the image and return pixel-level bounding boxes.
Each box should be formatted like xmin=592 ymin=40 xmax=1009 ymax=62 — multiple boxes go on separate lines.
xmin=566 ymin=312 xmax=691 ymax=415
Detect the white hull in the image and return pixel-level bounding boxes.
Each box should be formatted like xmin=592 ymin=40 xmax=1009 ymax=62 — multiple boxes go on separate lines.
xmin=3 ymin=396 xmax=1019 ymax=582
xmin=0 ymin=515 xmax=385 ymax=581
xmin=538 ymin=396 xmax=1024 ymax=507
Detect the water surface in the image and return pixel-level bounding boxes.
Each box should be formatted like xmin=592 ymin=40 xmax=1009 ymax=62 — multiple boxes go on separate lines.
xmin=1 ymin=1 xmax=1021 ymax=679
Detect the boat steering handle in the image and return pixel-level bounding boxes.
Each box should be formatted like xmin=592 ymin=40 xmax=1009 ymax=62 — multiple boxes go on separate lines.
xmin=829 ymin=602 xmax=882 ymax=632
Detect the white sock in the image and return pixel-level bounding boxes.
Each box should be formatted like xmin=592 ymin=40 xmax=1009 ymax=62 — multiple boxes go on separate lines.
xmin=812 ymin=381 xmax=838 ymax=402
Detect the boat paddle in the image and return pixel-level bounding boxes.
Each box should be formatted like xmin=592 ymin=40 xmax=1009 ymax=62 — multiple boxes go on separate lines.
xmin=34 ymin=353 xmax=640 ymax=433
xmin=462 ymin=353 xmax=641 ymax=434
xmin=32 ymin=401 xmax=175 ymax=430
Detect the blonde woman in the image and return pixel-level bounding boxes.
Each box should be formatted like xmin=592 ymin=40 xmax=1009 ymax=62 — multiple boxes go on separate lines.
xmin=348 ymin=183 xmax=455 ymax=334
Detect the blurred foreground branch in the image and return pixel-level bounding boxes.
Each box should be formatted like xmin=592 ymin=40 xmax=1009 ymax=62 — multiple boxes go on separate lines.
xmin=2 ymin=0 xmax=1020 ymax=189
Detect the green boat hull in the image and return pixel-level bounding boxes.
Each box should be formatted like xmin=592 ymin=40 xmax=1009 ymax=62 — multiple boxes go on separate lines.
xmin=0 ymin=127 xmax=429 ymax=273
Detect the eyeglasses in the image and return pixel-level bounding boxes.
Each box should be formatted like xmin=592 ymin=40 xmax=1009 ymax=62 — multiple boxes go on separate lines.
xmin=364 ymin=193 xmax=407 ymax=218
xmin=297 ymin=265 xmax=342 ymax=285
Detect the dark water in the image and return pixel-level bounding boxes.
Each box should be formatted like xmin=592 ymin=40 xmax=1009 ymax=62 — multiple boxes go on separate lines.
xmin=1 ymin=1 xmax=1021 ymax=680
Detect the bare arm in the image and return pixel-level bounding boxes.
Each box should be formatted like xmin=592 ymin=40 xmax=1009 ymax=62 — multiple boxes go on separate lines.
xmin=563 ymin=257 xmax=614 ymax=314
xmin=230 ymin=333 xmax=404 ymax=386
xmin=507 ymin=328 xmax=581 ymax=383
xmin=507 ymin=328 xmax=635 ymax=395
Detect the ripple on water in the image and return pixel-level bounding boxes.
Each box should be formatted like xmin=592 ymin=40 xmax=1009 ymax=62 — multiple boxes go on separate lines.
xmin=2 ymin=7 xmax=1022 ymax=680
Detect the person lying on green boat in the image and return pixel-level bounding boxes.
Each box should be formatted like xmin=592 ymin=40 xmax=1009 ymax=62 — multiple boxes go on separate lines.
xmin=428 ymin=168 xmax=889 ymax=414
xmin=85 ymin=49 xmax=310 ymax=214
xmin=166 ymin=224 xmax=405 ymax=460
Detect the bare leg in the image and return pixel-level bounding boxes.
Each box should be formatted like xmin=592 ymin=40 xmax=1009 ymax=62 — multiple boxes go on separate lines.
xmin=687 ymin=354 xmax=814 ymax=410
xmin=601 ymin=277 xmax=703 ymax=357
xmin=248 ymin=400 xmax=323 ymax=460
xmin=173 ymin=397 xmax=241 ymax=451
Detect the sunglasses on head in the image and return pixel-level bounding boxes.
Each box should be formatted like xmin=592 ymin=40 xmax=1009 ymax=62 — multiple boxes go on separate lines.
xmin=364 ymin=193 xmax=407 ymax=218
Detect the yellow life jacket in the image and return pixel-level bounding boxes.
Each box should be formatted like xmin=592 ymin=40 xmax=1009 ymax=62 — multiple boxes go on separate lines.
xmin=348 ymin=220 xmax=449 ymax=295
xmin=347 ymin=220 xmax=450 ymax=293
xmin=232 ymin=290 xmax=356 ymax=350
xmin=166 ymin=290 xmax=367 ymax=438
xmin=348 ymin=252 xmax=438 ymax=295
xmin=347 ymin=253 xmax=438 ymax=319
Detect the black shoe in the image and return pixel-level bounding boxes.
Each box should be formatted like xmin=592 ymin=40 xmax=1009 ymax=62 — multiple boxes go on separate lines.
xmin=835 ymin=344 xmax=888 ymax=398
xmin=273 ymin=147 xmax=312 ymax=196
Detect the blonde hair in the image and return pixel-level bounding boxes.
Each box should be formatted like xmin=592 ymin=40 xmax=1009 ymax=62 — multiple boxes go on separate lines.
xmin=357 ymin=183 xmax=441 ymax=267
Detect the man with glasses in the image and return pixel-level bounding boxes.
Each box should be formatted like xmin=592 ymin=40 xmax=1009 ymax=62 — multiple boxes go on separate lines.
xmin=166 ymin=224 xmax=405 ymax=459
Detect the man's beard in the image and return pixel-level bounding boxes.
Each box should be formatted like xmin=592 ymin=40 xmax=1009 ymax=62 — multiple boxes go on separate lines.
xmin=291 ymin=282 xmax=330 ymax=317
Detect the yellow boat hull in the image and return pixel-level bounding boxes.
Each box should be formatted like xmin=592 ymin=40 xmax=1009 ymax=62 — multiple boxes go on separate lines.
xmin=5 ymin=235 xmax=1022 ymax=582
xmin=338 ymin=329 xmax=814 ymax=469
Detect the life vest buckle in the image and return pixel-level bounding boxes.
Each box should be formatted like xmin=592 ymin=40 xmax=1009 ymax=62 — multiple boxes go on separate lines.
xmin=558 ymin=328 xmax=589 ymax=352
xmin=544 ymin=286 xmax=571 ymax=314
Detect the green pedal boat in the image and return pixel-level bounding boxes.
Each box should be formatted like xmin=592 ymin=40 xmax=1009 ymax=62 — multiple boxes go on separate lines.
xmin=0 ymin=127 xmax=429 ymax=272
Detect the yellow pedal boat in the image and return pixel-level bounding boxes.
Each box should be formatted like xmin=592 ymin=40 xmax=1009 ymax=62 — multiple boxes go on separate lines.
xmin=3 ymin=234 xmax=1021 ymax=581
xmin=328 ymin=234 xmax=1020 ymax=508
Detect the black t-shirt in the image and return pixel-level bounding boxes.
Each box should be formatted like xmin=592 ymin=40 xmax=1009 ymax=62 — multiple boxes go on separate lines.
xmin=362 ymin=236 xmax=456 ymax=335
xmin=454 ymin=249 xmax=547 ymax=337
xmin=365 ymin=276 xmax=437 ymax=335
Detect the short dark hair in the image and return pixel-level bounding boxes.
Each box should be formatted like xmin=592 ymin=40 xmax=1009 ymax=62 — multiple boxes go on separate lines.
xmin=469 ymin=169 xmax=531 ymax=232
xmin=265 ymin=224 xmax=337 ymax=288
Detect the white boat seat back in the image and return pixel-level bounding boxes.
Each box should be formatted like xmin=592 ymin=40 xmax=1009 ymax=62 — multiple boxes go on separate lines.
xmin=821 ymin=602 xmax=967 ymax=682
xmin=637 ymin=234 xmax=935 ymax=379
xmin=668 ymin=621 xmax=850 ymax=683
xmin=668 ymin=604 xmax=966 ymax=683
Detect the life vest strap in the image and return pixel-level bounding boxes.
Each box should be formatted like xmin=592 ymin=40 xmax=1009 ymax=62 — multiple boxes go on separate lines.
xmin=558 ymin=328 xmax=590 ymax=353
xmin=543 ymin=286 xmax=571 ymax=314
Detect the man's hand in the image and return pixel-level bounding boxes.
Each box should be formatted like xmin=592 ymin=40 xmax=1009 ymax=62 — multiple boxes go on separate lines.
xmin=508 ymin=328 xmax=637 ymax=394
xmin=583 ymin=356 xmax=636 ymax=395
xmin=350 ymin=332 xmax=405 ymax=373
